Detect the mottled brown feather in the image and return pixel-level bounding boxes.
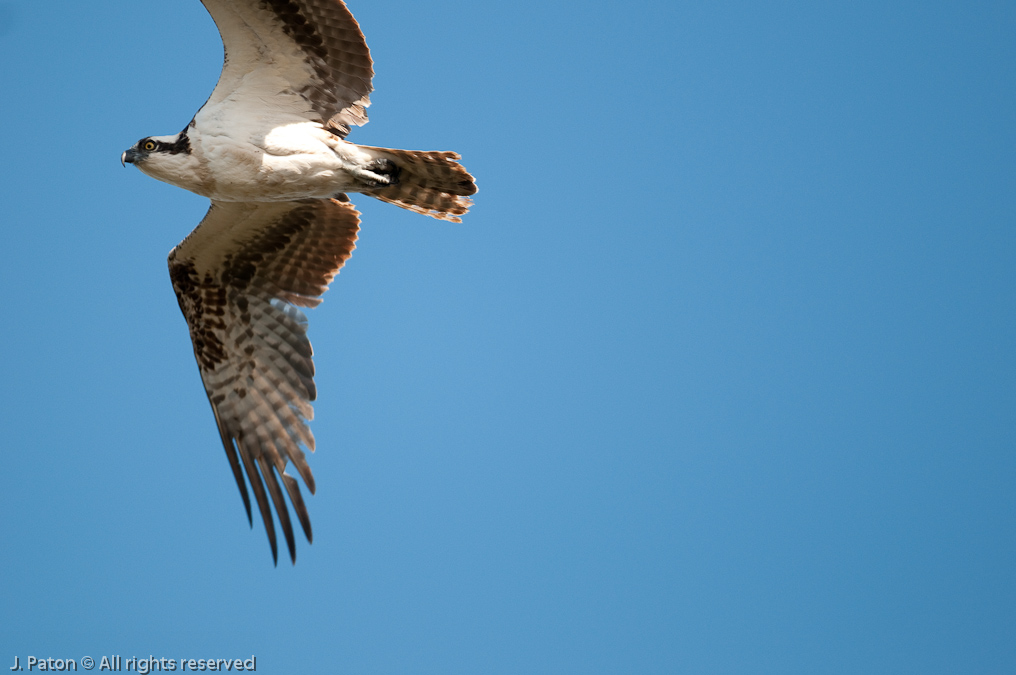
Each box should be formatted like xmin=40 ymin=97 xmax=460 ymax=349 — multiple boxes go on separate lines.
xmin=169 ymin=198 xmax=359 ymax=563
xmin=201 ymin=0 xmax=374 ymax=135
xmin=360 ymin=147 xmax=478 ymax=222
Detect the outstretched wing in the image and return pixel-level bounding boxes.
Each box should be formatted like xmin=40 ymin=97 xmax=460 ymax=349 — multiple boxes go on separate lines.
xmin=169 ymin=198 xmax=360 ymax=564
xmin=199 ymin=0 xmax=374 ymax=135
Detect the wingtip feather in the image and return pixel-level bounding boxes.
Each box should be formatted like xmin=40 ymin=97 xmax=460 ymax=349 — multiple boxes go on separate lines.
xmin=238 ymin=440 xmax=278 ymax=564
xmin=259 ymin=457 xmax=297 ymax=565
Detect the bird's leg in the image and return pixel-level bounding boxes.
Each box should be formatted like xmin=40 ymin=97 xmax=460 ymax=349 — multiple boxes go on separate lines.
xmin=349 ymin=158 xmax=401 ymax=188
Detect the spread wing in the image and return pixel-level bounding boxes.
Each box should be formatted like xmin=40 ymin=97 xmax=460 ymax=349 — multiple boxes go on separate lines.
xmin=199 ymin=0 xmax=374 ymax=135
xmin=168 ymin=198 xmax=360 ymax=564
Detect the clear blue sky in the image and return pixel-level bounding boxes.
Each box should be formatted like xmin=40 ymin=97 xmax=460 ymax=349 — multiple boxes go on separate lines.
xmin=1 ymin=1 xmax=1013 ymax=672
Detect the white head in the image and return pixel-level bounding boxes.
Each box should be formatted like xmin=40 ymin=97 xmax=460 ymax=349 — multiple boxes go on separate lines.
xmin=121 ymin=129 xmax=203 ymax=193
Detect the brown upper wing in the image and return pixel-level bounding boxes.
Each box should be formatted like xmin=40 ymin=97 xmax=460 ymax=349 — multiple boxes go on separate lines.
xmin=168 ymin=198 xmax=360 ymax=564
xmin=199 ymin=0 xmax=374 ymax=135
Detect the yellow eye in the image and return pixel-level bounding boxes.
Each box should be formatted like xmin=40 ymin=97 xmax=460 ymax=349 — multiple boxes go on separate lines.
xmin=143 ymin=140 xmax=156 ymax=151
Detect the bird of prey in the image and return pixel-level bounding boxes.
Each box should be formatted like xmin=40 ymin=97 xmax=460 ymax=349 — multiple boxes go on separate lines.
xmin=122 ymin=0 xmax=476 ymax=564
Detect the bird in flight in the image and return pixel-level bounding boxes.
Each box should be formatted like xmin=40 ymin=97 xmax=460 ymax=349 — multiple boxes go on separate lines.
xmin=122 ymin=0 xmax=476 ymax=564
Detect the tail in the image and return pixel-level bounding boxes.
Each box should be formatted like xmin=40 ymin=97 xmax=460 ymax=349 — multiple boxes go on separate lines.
xmin=359 ymin=146 xmax=477 ymax=222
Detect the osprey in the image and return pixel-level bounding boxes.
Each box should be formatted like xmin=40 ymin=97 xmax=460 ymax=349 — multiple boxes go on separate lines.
xmin=122 ymin=0 xmax=476 ymax=564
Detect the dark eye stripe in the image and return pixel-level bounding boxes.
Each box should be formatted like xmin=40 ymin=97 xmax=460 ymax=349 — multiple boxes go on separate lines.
xmin=139 ymin=130 xmax=191 ymax=156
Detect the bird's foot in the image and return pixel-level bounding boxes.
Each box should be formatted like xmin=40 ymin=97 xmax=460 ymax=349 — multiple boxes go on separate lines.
xmin=352 ymin=159 xmax=401 ymax=188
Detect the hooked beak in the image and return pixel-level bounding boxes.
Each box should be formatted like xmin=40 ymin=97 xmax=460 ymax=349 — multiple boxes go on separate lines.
xmin=121 ymin=148 xmax=140 ymax=167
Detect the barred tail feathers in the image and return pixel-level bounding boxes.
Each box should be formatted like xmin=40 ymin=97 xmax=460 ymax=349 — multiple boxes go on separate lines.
xmin=360 ymin=146 xmax=477 ymax=222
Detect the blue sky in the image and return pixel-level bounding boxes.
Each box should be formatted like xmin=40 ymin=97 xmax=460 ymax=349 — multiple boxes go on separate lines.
xmin=1 ymin=1 xmax=1014 ymax=672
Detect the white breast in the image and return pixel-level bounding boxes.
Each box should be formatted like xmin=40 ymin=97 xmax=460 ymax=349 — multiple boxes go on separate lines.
xmin=186 ymin=108 xmax=366 ymax=202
